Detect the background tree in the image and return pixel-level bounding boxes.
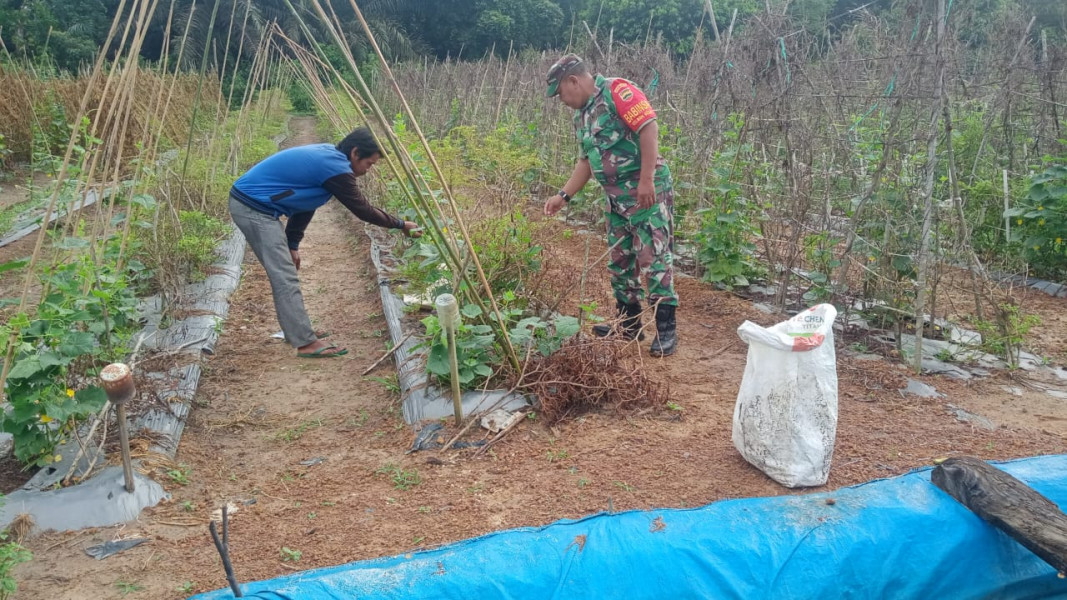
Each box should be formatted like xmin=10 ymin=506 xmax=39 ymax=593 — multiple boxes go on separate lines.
xmin=0 ymin=0 xmax=122 ymax=72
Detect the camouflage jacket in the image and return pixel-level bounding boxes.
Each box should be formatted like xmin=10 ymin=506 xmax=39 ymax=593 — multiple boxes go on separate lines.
xmin=574 ymin=75 xmax=671 ymax=208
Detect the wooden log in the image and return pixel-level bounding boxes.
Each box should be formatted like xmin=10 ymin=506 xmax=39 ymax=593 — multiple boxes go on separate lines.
xmin=932 ymin=456 xmax=1067 ymax=575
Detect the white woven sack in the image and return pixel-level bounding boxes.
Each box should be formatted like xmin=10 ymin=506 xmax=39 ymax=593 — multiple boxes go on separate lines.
xmin=732 ymin=304 xmax=839 ymax=488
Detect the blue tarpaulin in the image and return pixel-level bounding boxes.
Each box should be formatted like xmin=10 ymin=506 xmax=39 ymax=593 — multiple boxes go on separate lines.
xmin=193 ymin=455 xmax=1067 ymax=599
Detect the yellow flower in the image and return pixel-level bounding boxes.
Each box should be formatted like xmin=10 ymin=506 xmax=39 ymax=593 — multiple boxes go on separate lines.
xmin=1057 ymin=237 xmax=1063 ymax=244
xmin=1017 ymin=218 xmax=1023 ymax=225
xmin=868 ymin=256 xmax=876 ymax=262
xmin=1038 ymin=206 xmax=1044 ymax=211
xmin=1039 ymin=219 xmax=1046 ymax=226
xmin=1033 ymin=245 xmax=1041 ymax=251
xmin=40 ymin=415 xmax=53 ymax=424
xmin=66 ymin=388 xmax=75 ymax=398
xmin=54 ymin=454 xmax=63 ymax=463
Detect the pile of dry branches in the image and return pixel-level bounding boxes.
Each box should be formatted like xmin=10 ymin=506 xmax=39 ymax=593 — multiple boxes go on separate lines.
xmin=521 ymin=336 xmax=670 ymax=424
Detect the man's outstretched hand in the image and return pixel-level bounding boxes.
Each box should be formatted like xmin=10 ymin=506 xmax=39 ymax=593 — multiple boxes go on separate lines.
xmin=403 ymin=221 xmax=424 ymax=238
xmin=544 ymin=194 xmax=566 ymax=216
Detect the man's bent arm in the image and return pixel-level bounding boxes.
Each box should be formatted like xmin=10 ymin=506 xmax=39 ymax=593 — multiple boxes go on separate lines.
xmin=324 ymin=173 xmax=405 ymax=230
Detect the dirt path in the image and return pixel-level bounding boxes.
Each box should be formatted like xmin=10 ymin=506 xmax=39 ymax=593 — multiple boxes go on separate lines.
xmin=14 ymin=117 xmax=1067 ymax=599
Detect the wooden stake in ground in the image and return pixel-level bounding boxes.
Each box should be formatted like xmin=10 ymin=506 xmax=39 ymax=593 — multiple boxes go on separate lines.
xmin=100 ymin=363 xmax=137 ymax=494
xmin=208 ymin=504 xmax=243 ymax=597
xmin=932 ymin=456 xmax=1067 ymax=575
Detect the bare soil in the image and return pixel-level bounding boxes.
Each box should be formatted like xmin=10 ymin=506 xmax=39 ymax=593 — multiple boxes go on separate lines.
xmin=13 ymin=118 xmax=1067 ymax=599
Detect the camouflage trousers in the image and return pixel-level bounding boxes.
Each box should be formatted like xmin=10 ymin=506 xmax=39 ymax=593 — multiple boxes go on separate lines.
xmin=605 ymin=187 xmax=678 ymax=308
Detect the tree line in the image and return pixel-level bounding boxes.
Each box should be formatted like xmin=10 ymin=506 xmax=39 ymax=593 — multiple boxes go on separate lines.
xmin=0 ymin=0 xmax=1064 ymax=74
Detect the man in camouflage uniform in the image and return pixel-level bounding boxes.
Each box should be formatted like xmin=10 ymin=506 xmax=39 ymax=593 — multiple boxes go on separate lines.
xmin=544 ymin=53 xmax=678 ymax=357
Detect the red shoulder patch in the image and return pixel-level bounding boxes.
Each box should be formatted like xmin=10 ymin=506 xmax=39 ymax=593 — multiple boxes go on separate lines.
xmin=610 ymin=80 xmax=656 ymax=133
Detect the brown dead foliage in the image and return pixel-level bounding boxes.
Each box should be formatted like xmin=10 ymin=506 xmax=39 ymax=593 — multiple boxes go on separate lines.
xmin=521 ymin=336 xmax=670 ymax=424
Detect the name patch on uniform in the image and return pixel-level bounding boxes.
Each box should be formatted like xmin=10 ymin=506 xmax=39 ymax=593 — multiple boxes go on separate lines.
xmin=611 ymin=79 xmax=656 ymax=132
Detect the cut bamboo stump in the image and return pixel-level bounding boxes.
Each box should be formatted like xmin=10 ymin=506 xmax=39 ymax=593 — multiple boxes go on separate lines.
xmin=932 ymin=456 xmax=1067 ymax=575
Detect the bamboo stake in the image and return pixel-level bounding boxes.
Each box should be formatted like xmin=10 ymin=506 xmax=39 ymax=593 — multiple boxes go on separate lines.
xmin=143 ymin=6 xmax=175 ymax=249
xmin=343 ymin=0 xmax=521 ymax=372
xmin=177 ymin=0 xmax=223 ymax=211
xmin=494 ymin=40 xmax=514 ymax=129
xmin=1003 ymin=169 xmax=1011 ymax=243
xmin=912 ymin=0 xmax=947 ymax=374
xmin=122 ymin=0 xmax=178 ymax=264
xmin=471 ymin=43 xmax=495 ymax=126
xmin=704 ymin=0 xmax=721 ymax=42
xmin=205 ymin=0 xmax=243 ymax=187
xmin=54 ymin=0 xmax=145 ymax=250
xmin=152 ymin=0 xmax=198 ymax=241
xmin=94 ymin=0 xmax=161 ymax=265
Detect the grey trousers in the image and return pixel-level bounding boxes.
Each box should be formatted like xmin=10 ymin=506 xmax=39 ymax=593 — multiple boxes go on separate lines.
xmin=229 ymin=196 xmax=317 ymax=348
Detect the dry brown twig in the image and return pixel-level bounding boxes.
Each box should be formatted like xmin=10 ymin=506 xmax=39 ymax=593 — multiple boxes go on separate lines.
xmin=521 ymin=336 xmax=670 ymax=425
xmin=362 ymin=332 xmax=414 ymax=376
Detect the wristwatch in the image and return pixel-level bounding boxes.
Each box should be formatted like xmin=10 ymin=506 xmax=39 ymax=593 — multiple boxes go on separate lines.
xmin=557 ymin=190 xmax=572 ymax=203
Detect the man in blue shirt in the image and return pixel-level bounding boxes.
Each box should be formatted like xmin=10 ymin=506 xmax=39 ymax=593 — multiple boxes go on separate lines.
xmin=229 ymin=127 xmax=420 ymax=358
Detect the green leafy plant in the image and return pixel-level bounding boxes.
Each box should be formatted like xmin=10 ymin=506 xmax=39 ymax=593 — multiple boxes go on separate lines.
xmin=29 ymin=100 xmax=70 ymax=174
xmin=176 ymin=210 xmax=230 ymax=279
xmin=167 ymin=465 xmax=190 ymax=486
xmin=465 ymin=209 xmax=543 ymax=297
xmin=972 ymin=303 xmax=1041 ymax=368
xmin=419 ymin=298 xmax=579 ymax=389
xmin=419 ymin=306 xmax=499 ymax=388
xmin=280 ymin=547 xmax=303 ymax=562
xmin=802 ymin=232 xmax=843 ymax=301
xmin=115 ymin=579 xmax=143 ymax=596
xmin=1005 ymin=163 xmax=1067 ymax=279
xmin=376 ymin=464 xmax=422 ymax=491
xmin=347 ymin=409 xmax=369 ymax=427
xmin=287 ymin=81 xmax=316 ymax=114
xmin=276 ymin=419 xmax=324 ymax=442
xmin=546 ymin=449 xmax=569 ymax=462
xmin=177 ymin=582 xmax=195 ymax=594
xmin=694 ymin=115 xmax=764 ymax=288
xmin=0 ymin=529 xmax=31 ymax=600
xmin=0 ymin=243 xmax=139 ymax=466
xmin=364 ymin=375 xmax=401 ymax=396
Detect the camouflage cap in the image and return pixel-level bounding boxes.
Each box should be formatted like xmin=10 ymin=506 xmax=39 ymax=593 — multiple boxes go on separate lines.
xmin=545 ymin=54 xmax=583 ymax=97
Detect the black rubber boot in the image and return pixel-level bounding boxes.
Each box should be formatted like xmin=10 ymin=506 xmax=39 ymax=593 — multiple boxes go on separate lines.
xmin=650 ymin=304 xmax=677 ymax=357
xmin=592 ymin=300 xmax=645 ymax=341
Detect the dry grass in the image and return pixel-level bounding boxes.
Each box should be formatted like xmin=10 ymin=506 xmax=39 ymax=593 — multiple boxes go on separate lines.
xmin=0 ymin=67 xmax=218 ymax=166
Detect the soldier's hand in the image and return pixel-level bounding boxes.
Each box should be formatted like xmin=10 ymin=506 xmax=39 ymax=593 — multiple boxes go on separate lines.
xmin=402 ymin=221 xmax=423 ymax=238
xmin=290 ymin=249 xmax=301 ymax=270
xmin=637 ymin=179 xmax=656 ymax=211
xmin=544 ymin=194 xmax=566 ymax=216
